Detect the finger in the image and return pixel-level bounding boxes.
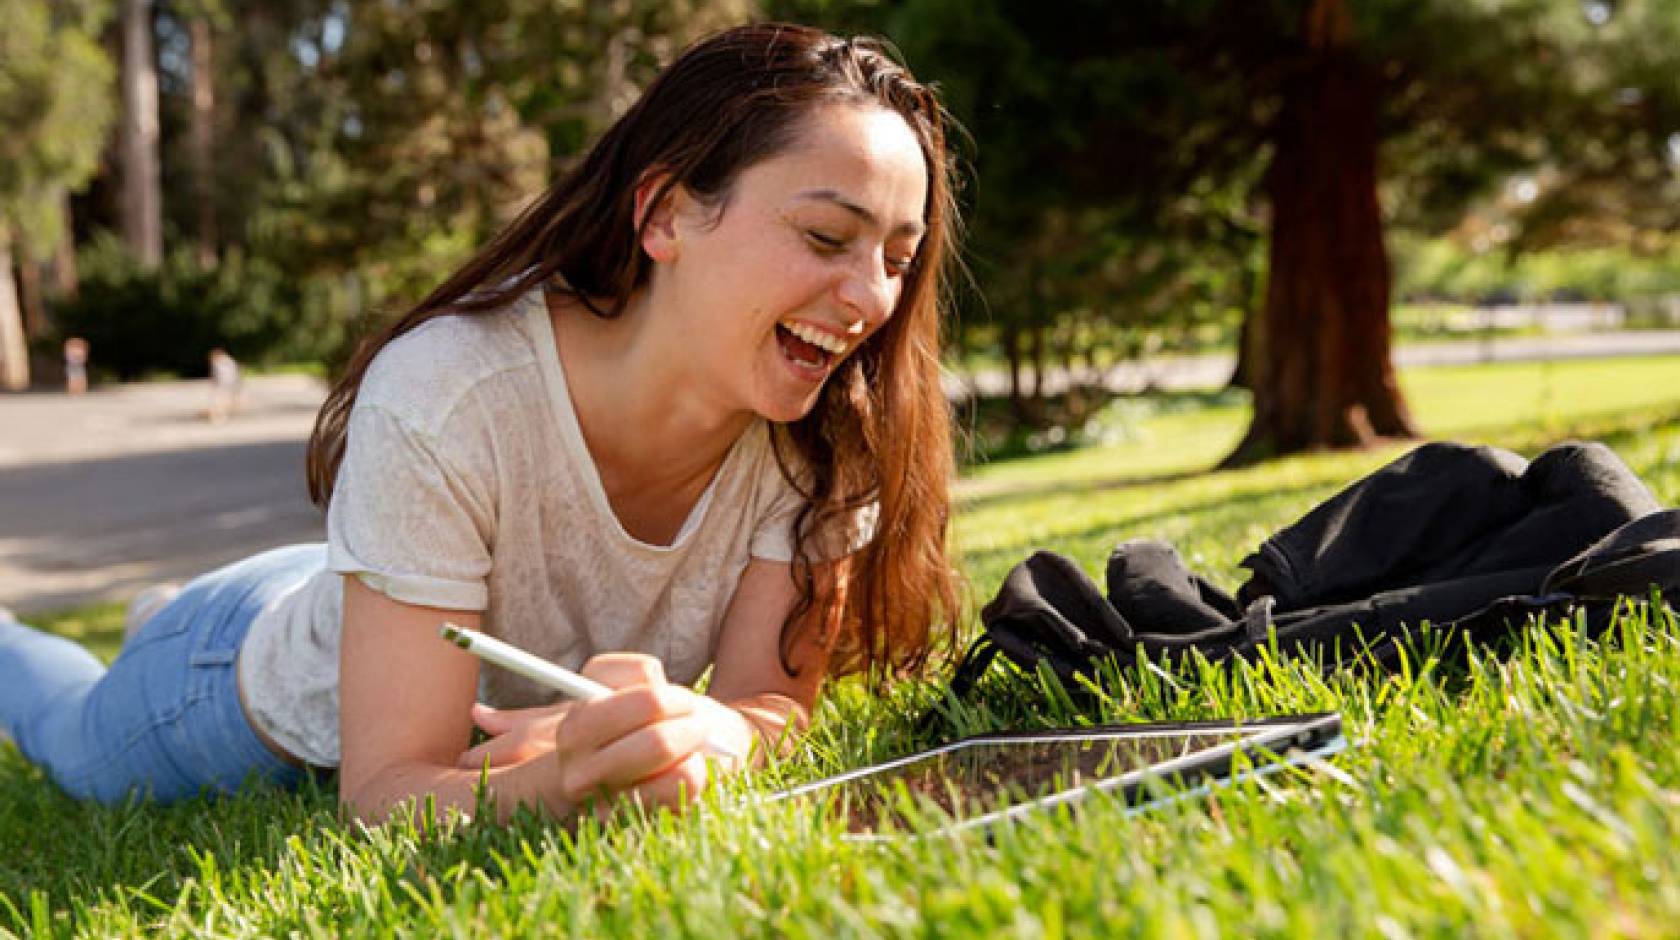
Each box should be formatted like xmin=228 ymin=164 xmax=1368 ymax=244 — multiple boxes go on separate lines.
xmin=579 ymin=759 xmax=707 ymax=826
xmin=457 ymin=734 xmax=538 ymax=770
xmin=556 ymin=684 xmax=696 ymax=757
xmin=623 ymin=752 xmax=713 ymax=810
xmin=472 ymin=700 xmax=572 ymax=735
xmin=470 ymin=702 xmax=515 ymax=734
xmin=559 ymin=713 xmax=708 ymax=800
xmin=458 ymin=739 xmax=499 ymax=769
xmin=579 ymin=653 xmax=667 ymax=691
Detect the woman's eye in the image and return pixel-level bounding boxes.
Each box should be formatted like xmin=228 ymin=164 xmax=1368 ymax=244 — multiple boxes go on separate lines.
xmin=805 ymin=230 xmax=846 ymax=252
xmin=885 ymin=255 xmax=915 ymax=277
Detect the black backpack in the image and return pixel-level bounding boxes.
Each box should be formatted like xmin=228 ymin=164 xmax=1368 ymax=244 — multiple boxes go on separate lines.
xmin=948 ymin=443 xmax=1680 ymax=700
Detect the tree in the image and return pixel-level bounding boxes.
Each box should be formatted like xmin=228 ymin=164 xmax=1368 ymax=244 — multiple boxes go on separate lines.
xmin=187 ymin=2 xmax=220 ymax=267
xmin=1233 ymin=0 xmax=1414 ymax=461
xmin=231 ymin=0 xmax=750 ymax=322
xmin=119 ymin=0 xmax=164 ymax=268
xmin=0 ymin=0 xmax=115 ymax=389
xmin=879 ymin=0 xmax=1680 ymax=463
xmin=883 ymin=0 xmax=1272 ymax=420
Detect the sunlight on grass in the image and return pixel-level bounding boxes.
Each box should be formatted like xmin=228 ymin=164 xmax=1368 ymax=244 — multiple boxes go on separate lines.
xmin=5 ymin=354 xmax=1679 ymax=937
xmin=956 ymin=354 xmax=1680 ymax=589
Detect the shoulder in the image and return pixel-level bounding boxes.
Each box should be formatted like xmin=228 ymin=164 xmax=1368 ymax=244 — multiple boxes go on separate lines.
xmin=358 ymin=295 xmax=544 ymax=435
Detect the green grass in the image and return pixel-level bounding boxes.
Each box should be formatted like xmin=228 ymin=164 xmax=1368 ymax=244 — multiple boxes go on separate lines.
xmin=6 ymin=355 xmax=1680 ymax=938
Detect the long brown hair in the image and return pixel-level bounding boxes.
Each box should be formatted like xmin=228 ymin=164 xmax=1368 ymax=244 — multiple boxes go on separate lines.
xmin=306 ymin=23 xmax=962 ymax=684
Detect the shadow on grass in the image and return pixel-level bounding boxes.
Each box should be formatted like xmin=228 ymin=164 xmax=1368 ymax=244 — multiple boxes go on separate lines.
xmin=958 ymin=400 xmax=1680 ymax=516
xmin=954 ymin=386 xmax=1248 ymax=468
xmin=1433 ymin=402 xmax=1680 ymax=459
xmin=1 ymin=608 xmax=571 ymax=931
xmin=0 ymin=756 xmax=580 ymax=934
xmin=958 ymin=474 xmax=1340 ymax=579
xmin=956 ymin=467 xmax=1213 ymax=514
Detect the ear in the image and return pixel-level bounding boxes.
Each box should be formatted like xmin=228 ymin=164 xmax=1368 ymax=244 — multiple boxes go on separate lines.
xmin=633 ymin=170 xmax=682 ymax=264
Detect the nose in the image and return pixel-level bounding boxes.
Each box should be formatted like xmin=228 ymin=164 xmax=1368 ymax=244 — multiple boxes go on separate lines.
xmin=835 ymin=254 xmax=898 ymax=330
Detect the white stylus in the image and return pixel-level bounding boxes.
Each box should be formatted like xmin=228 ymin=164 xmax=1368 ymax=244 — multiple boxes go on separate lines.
xmin=439 ymin=622 xmax=741 ymax=759
xmin=442 ymin=622 xmax=612 ymax=700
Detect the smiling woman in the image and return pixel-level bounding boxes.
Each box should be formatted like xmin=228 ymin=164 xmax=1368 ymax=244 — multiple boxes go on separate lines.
xmin=0 ymin=23 xmax=964 ymax=824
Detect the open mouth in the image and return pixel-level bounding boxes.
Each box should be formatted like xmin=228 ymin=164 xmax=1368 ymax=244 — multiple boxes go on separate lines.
xmin=775 ymin=322 xmax=835 ymax=371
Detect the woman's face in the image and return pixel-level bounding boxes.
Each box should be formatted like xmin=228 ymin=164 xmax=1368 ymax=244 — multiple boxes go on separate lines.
xmin=651 ymin=102 xmax=930 ymax=424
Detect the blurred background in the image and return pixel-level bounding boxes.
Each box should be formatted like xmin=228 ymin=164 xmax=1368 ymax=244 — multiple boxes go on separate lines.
xmin=3 ymin=0 xmax=1679 ymax=615
xmin=2 ymin=0 xmax=1677 ymax=465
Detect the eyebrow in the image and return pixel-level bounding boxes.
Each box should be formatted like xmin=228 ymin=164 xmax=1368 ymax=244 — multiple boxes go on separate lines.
xmin=795 ymin=189 xmax=925 ymax=239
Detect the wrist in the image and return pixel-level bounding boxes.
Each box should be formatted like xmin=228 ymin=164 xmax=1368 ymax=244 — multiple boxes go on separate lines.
xmin=492 ymin=751 xmax=580 ymax=822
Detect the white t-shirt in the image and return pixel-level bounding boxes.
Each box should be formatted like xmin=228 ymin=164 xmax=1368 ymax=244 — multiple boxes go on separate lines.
xmin=236 ymin=287 xmax=868 ymax=767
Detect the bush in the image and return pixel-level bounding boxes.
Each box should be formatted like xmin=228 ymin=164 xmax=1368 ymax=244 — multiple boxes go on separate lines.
xmin=47 ymin=235 xmax=307 ymax=380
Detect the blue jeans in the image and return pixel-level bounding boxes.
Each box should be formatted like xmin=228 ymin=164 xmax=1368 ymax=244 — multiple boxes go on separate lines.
xmin=0 ymin=544 xmax=324 ymax=804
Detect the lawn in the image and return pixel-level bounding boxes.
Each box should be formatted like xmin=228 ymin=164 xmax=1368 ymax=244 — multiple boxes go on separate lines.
xmin=5 ymin=355 xmax=1679 ymax=938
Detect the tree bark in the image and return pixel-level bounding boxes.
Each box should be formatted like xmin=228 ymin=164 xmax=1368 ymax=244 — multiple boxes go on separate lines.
xmin=1003 ymin=320 xmax=1024 ymax=411
xmin=1228 ymin=310 xmax=1254 ymax=390
xmin=119 ymin=0 xmax=163 ymax=269
xmin=0 ymin=228 xmax=29 ymax=391
xmin=1224 ymin=0 xmax=1416 ymax=466
xmin=190 ymin=15 xmax=217 ymax=268
xmin=18 ymin=257 xmax=47 ymax=340
xmin=50 ymin=186 xmax=78 ymax=299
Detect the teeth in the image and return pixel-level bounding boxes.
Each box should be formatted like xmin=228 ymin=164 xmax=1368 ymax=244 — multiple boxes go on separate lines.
xmin=782 ymin=321 xmax=847 ymax=355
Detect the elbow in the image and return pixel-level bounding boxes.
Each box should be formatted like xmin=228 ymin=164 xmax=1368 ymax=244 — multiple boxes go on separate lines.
xmin=336 ymin=757 xmax=405 ymax=824
xmin=336 ymin=773 xmax=386 ymax=824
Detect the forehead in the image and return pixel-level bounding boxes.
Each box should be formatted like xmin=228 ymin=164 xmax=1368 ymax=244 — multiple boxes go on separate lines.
xmin=737 ymin=103 xmax=929 ymax=231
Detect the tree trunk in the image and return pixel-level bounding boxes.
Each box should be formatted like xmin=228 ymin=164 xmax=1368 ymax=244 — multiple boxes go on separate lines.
xmin=119 ymin=0 xmax=163 ymax=269
xmin=1027 ymin=319 xmax=1044 ymax=402
xmin=190 ymin=15 xmax=217 ymax=268
xmin=1228 ymin=310 xmax=1254 ymax=390
xmin=50 ymin=186 xmax=79 ymax=299
xmin=0 ymin=228 xmax=29 ymax=391
xmin=591 ymin=0 xmax=635 ymax=130
xmin=1224 ymin=0 xmax=1415 ymax=466
xmin=1003 ymin=320 xmax=1024 ymax=410
xmin=18 ymin=257 xmax=48 ymax=340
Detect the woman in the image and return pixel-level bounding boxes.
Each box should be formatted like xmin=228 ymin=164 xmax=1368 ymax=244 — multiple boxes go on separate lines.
xmin=0 ymin=23 xmax=961 ymax=823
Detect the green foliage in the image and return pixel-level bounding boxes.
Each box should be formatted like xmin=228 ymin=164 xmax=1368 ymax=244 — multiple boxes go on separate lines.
xmin=885 ymin=0 xmax=1269 ymax=390
xmin=1395 ymin=234 xmax=1680 ymax=308
xmin=782 ymin=0 xmax=1680 ymax=440
xmin=0 ymin=0 xmax=114 ymax=252
xmin=47 ymin=235 xmax=323 ymax=380
xmin=6 ymin=357 xmax=1680 ymax=936
xmin=144 ymin=0 xmax=759 ymax=378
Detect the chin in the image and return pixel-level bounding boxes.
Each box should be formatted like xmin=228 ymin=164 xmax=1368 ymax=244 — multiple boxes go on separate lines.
xmin=755 ymin=386 xmax=827 ymax=425
xmin=758 ymin=400 xmax=819 ymax=425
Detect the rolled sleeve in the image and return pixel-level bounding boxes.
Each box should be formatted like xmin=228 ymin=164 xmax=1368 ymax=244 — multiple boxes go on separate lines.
xmin=750 ymin=470 xmax=878 ymax=564
xmin=327 ymin=403 xmax=494 ymax=611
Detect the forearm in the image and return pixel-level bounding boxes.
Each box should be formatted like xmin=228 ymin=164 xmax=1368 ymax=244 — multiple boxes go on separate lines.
xmin=342 ymin=756 xmax=575 ymax=826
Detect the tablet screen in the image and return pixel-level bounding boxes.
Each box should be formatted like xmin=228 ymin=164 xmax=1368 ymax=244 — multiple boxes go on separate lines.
xmin=818 ymin=729 xmax=1258 ymax=833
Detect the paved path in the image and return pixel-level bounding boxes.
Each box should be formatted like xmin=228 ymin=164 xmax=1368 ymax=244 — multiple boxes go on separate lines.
xmin=944 ymin=329 xmax=1680 ymax=399
xmin=4 ymin=330 xmax=1678 ymax=615
xmin=0 ymin=375 xmax=328 ymax=615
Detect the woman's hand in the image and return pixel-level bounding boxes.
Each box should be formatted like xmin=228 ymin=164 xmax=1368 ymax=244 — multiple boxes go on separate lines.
xmin=551 ymin=653 xmax=755 ymax=815
xmin=456 ymin=701 xmax=574 ymax=770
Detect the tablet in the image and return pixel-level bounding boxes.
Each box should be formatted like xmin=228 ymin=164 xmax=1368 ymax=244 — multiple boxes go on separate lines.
xmin=768 ymin=712 xmax=1345 ymax=839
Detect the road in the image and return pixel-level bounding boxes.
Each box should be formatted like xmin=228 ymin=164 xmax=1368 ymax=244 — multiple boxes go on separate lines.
xmin=0 ymin=375 xmax=328 ymax=615
xmin=4 ymin=330 xmax=1679 ymax=615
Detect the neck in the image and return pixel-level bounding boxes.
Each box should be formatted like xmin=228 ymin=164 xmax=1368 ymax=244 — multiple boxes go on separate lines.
xmin=547 ymin=289 xmax=752 ymax=492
